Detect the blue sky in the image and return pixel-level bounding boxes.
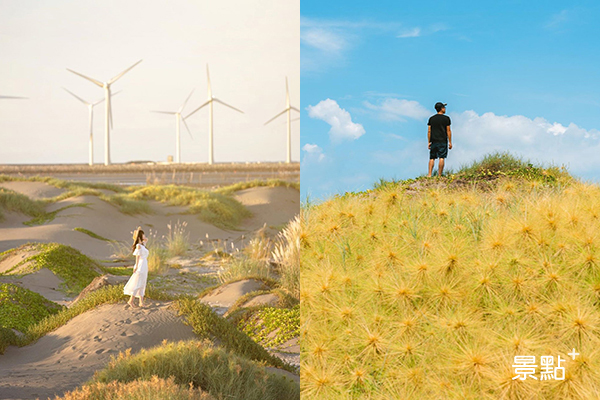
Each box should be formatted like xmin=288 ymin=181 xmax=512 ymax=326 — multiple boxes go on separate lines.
xmin=300 ymin=0 xmax=600 ymax=200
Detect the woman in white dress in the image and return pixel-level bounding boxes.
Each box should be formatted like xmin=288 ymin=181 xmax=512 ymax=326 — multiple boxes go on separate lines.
xmin=124 ymin=226 xmax=149 ymax=308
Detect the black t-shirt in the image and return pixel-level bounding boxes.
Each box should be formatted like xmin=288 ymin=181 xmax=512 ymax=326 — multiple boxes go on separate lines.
xmin=428 ymin=114 xmax=451 ymax=143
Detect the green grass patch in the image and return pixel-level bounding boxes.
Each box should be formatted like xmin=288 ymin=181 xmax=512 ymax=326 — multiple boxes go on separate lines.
xmin=0 ymin=283 xmax=64 ymax=353
xmin=92 ymin=340 xmax=299 ymax=400
xmin=99 ymin=266 xmax=132 ymax=276
xmin=23 ymin=203 xmax=90 ymax=226
xmin=215 ymin=179 xmax=300 ymax=196
xmin=0 ymin=187 xmax=46 ymax=222
xmin=73 ymin=227 xmax=112 ymax=241
xmin=0 ymin=174 xmax=124 ymax=194
xmin=174 ymin=297 xmax=295 ymax=373
xmin=125 ymin=185 xmax=250 ymax=229
xmin=238 ymin=304 xmax=299 ymax=348
xmin=2 ymin=243 xmax=101 ymax=295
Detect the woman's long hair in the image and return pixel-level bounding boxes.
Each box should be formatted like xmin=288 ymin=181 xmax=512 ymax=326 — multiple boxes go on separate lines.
xmin=131 ymin=227 xmax=145 ymax=253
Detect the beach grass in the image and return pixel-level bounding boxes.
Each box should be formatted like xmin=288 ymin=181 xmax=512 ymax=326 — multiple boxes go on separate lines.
xmin=300 ymin=154 xmax=600 ymax=399
xmin=54 ymin=375 xmax=215 ymax=400
xmin=174 ymin=296 xmax=295 ymax=373
xmin=214 ymin=179 xmax=300 ymax=196
xmin=92 ymin=339 xmax=299 ymax=400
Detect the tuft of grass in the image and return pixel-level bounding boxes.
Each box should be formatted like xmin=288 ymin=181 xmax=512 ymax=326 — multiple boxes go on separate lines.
xmin=217 ymin=257 xmax=275 ymax=285
xmin=24 ymin=203 xmax=91 ymax=226
xmin=54 ymin=375 xmax=215 ymax=400
xmin=3 ymin=243 xmax=102 ymax=295
xmin=165 ymin=220 xmax=190 ymax=257
xmin=92 ymin=340 xmax=299 ymax=400
xmin=0 ymin=187 xmax=46 ymax=221
xmin=0 ymin=326 xmax=18 ymax=355
xmin=214 ymin=179 xmax=300 ymax=196
xmin=174 ymin=296 xmax=295 ymax=373
xmin=126 ymin=185 xmax=250 ymax=229
xmin=73 ymin=227 xmax=112 ymax=241
xmin=272 ymin=216 xmax=300 ymax=300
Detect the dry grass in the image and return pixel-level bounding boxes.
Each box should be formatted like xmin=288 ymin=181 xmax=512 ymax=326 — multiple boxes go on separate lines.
xmin=301 ymin=175 xmax=600 ymax=399
xmin=54 ymin=375 xmax=215 ymax=400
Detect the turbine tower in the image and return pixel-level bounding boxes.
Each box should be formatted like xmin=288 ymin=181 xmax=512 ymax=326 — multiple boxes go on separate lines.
xmin=264 ymin=77 xmax=299 ymax=163
xmin=63 ymin=88 xmax=120 ymax=166
xmin=184 ymin=65 xmax=243 ymax=165
xmin=66 ymin=60 xmax=142 ymax=165
xmin=151 ymin=89 xmax=195 ymax=163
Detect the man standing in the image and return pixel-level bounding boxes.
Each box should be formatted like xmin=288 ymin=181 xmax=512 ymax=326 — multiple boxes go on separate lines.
xmin=427 ymin=102 xmax=452 ymax=177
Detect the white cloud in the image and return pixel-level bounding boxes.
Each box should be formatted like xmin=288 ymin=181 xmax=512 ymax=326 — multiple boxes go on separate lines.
xmin=545 ymin=9 xmax=571 ymax=30
xmin=302 ymin=143 xmax=326 ymax=163
xmin=301 ymin=28 xmax=347 ymax=53
xmin=306 ymin=99 xmax=366 ymax=142
xmin=398 ymin=27 xmax=421 ymax=38
xmin=450 ymin=110 xmax=600 ymax=176
xmin=364 ymin=98 xmax=430 ymax=121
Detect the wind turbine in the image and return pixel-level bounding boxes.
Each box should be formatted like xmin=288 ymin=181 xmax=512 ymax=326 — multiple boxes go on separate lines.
xmin=264 ymin=77 xmax=299 ymax=163
xmin=0 ymin=96 xmax=27 ymax=99
xmin=184 ymin=65 xmax=243 ymax=164
xmin=151 ymin=89 xmax=195 ymax=163
xmin=66 ymin=60 xmax=142 ymax=165
xmin=63 ymin=88 xmax=120 ymax=166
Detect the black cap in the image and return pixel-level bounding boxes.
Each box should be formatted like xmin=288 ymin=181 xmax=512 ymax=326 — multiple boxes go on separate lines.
xmin=434 ymin=102 xmax=447 ymax=112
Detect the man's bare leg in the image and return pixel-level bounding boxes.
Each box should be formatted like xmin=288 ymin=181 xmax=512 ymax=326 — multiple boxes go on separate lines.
xmin=438 ymin=158 xmax=445 ymax=177
xmin=428 ymin=159 xmax=435 ymax=177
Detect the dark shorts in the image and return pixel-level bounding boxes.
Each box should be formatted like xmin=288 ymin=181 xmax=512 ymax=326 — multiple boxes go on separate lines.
xmin=429 ymin=142 xmax=448 ymax=159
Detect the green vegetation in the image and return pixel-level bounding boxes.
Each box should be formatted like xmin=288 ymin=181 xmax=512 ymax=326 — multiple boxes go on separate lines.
xmin=92 ymin=340 xmax=299 ymax=400
xmin=99 ymin=266 xmax=132 ymax=276
xmin=0 ymin=187 xmax=46 ymax=221
xmin=55 ymin=376 xmax=214 ymax=400
xmin=301 ymin=155 xmax=600 ymax=399
xmin=0 ymin=326 xmax=18 ymax=355
xmin=126 ymin=185 xmax=250 ymax=229
xmin=174 ymin=297 xmax=294 ymax=373
xmin=1 ymin=243 xmax=102 ymax=295
xmin=24 ymin=203 xmax=90 ymax=226
xmin=0 ymin=283 xmax=63 ymax=352
xmin=0 ymin=174 xmax=124 ymax=194
xmin=74 ymin=227 xmax=112 ymax=241
xmin=239 ymin=304 xmax=300 ymax=348
xmin=215 ymin=179 xmax=300 ymax=196
xmin=217 ymin=257 xmax=276 ymax=284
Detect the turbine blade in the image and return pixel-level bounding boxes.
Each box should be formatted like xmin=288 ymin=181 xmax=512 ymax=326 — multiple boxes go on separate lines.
xmin=184 ymin=99 xmax=211 ymax=119
xmin=151 ymin=110 xmax=177 ymax=114
xmin=291 ymin=106 xmax=300 ymax=113
xmin=179 ymin=89 xmax=195 ymax=113
xmin=0 ymin=95 xmax=27 ymax=99
xmin=62 ymin=87 xmax=90 ymax=105
xmin=182 ymin=118 xmax=193 ymax=139
xmin=292 ymin=117 xmax=300 ymax=122
xmin=264 ymin=109 xmax=287 ymax=125
xmin=109 ymin=59 xmax=143 ymax=84
xmin=213 ymin=98 xmax=243 ymax=114
xmin=108 ymin=91 xmax=114 ymax=129
xmin=66 ymin=68 xmax=104 ymax=87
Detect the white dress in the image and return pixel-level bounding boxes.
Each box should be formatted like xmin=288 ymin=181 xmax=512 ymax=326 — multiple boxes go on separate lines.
xmin=123 ymin=243 xmax=149 ymax=297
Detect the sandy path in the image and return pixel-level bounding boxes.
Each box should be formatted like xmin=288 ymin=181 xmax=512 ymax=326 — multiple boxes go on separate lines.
xmin=0 ymin=301 xmax=195 ymax=400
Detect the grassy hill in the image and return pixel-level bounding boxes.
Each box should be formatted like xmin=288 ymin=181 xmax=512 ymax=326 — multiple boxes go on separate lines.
xmin=300 ymin=153 xmax=600 ymax=399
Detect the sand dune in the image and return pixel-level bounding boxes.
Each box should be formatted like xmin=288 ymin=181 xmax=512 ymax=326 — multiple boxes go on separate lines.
xmin=0 ymin=181 xmax=65 ymax=200
xmin=234 ymin=186 xmax=299 ymax=232
xmin=0 ymin=268 xmax=69 ymax=305
xmin=0 ymin=301 xmax=195 ymax=400
xmin=0 ymin=183 xmax=299 ymax=261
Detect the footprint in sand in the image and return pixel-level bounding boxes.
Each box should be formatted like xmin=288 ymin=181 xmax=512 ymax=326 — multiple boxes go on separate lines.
xmin=93 ymin=335 xmax=102 ymax=342
xmin=95 ymin=348 xmax=105 ymax=354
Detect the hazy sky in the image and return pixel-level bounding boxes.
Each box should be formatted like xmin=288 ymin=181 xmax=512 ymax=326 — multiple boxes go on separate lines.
xmin=301 ymin=0 xmax=600 ymax=199
xmin=0 ymin=0 xmax=299 ymax=164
